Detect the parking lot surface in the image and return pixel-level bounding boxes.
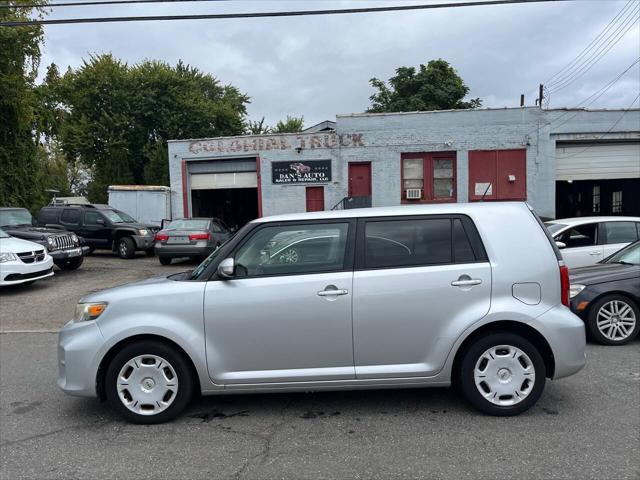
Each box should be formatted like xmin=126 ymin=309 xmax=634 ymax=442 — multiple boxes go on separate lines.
xmin=1 ymin=254 xmax=639 ymax=479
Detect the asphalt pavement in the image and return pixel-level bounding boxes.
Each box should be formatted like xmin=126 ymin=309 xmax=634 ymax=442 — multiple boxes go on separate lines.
xmin=1 ymin=333 xmax=638 ymax=479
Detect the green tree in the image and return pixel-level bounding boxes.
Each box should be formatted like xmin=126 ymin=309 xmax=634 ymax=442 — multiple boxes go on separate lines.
xmin=273 ymin=115 xmax=304 ymax=133
xmin=245 ymin=117 xmax=271 ymax=135
xmin=368 ymin=59 xmax=482 ymax=113
xmin=49 ymin=56 xmax=250 ymax=201
xmin=0 ymin=2 xmax=46 ymax=210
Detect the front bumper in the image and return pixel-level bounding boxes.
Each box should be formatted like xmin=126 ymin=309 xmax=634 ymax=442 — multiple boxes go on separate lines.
xmin=132 ymin=235 xmax=155 ymax=250
xmin=49 ymin=246 xmax=87 ymax=261
xmin=529 ymin=304 xmax=586 ymax=380
xmin=0 ymin=256 xmax=54 ymax=285
xmin=58 ymin=320 xmax=105 ymax=397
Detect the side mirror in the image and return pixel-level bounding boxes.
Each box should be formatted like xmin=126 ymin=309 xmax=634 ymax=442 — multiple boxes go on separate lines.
xmin=217 ymin=257 xmax=235 ymax=279
xmin=555 ymin=241 xmax=567 ymax=249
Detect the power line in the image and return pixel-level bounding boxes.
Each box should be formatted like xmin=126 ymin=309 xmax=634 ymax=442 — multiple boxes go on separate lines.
xmin=0 ymin=0 xmax=575 ymax=27
xmin=0 ymin=0 xmax=230 ymax=9
xmin=546 ymin=2 xmax=640 ymax=93
xmin=544 ymin=0 xmax=636 ymax=86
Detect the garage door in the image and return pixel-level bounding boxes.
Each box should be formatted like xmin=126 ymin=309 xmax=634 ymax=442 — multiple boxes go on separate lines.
xmin=556 ymin=143 xmax=640 ymax=181
xmin=190 ymin=172 xmax=257 ymax=190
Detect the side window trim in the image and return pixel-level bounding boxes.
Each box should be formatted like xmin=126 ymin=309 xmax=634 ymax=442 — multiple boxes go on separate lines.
xmin=354 ymin=214 xmax=487 ymax=271
xmin=220 ymin=218 xmax=357 ymax=279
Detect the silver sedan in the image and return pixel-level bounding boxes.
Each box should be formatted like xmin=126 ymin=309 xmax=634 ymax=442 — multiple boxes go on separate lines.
xmin=154 ymin=218 xmax=231 ymax=265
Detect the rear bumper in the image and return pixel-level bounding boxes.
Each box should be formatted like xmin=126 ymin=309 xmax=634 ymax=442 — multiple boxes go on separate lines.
xmin=529 ymin=304 xmax=586 ymax=380
xmin=155 ymin=244 xmax=213 ymax=258
xmin=57 ymin=320 xmax=104 ymax=398
xmin=0 ymin=256 xmax=54 ymax=285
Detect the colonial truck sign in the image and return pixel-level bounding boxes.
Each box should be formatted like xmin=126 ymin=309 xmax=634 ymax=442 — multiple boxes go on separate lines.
xmin=271 ymin=160 xmax=332 ymax=184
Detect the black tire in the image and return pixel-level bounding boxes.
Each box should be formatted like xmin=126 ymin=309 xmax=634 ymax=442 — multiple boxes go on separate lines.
xmin=586 ymin=294 xmax=639 ymax=346
xmin=105 ymin=340 xmax=194 ymax=424
xmin=54 ymin=256 xmax=84 ymax=270
xmin=159 ymin=257 xmax=172 ymax=265
xmin=145 ymin=248 xmax=155 ymax=257
xmin=458 ymin=332 xmax=546 ymax=416
xmin=117 ymin=237 xmax=136 ymax=259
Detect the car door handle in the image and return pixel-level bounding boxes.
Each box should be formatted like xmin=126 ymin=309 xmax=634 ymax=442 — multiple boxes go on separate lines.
xmin=317 ymin=288 xmax=349 ymax=297
xmin=589 ymin=251 xmax=602 ymax=256
xmin=451 ymin=279 xmax=482 ymax=287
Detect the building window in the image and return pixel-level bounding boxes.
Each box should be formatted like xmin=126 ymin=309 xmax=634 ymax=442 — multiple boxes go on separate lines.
xmin=612 ymin=191 xmax=622 ymax=213
xmin=401 ymin=152 xmax=456 ymax=203
xmin=592 ymin=185 xmax=600 ymax=213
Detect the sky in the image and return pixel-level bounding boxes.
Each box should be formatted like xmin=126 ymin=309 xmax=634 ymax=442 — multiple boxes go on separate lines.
xmin=37 ymin=0 xmax=640 ymax=128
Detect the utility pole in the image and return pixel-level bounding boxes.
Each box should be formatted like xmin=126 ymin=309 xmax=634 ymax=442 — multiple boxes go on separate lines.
xmin=537 ymin=84 xmax=544 ymax=107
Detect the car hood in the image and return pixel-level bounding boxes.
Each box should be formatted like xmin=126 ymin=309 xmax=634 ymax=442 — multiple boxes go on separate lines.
xmin=1 ymin=225 xmax=66 ymax=240
xmin=0 ymin=235 xmax=46 ymax=253
xmin=80 ymin=273 xmax=194 ymax=303
xmin=570 ymin=263 xmax=640 ymax=285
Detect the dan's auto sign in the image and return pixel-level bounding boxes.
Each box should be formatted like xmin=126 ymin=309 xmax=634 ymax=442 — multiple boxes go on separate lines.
xmin=272 ymin=160 xmax=332 ymax=184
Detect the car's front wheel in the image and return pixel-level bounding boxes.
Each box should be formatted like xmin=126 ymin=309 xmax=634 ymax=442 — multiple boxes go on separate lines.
xmin=586 ymin=294 xmax=639 ymax=346
xmin=105 ymin=341 xmax=194 ymax=424
xmin=117 ymin=237 xmax=136 ymax=259
xmin=159 ymin=257 xmax=172 ymax=265
xmin=458 ymin=332 xmax=546 ymax=416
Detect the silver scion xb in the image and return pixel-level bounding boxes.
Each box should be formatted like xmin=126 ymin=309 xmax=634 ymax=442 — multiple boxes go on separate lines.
xmin=58 ymin=202 xmax=586 ymax=423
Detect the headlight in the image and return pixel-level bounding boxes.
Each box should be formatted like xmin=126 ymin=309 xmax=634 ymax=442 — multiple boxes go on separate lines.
xmin=569 ymin=284 xmax=586 ymax=299
xmin=47 ymin=237 xmax=55 ymax=247
xmin=70 ymin=233 xmax=79 ymax=245
xmin=73 ymin=302 xmax=108 ymax=322
xmin=138 ymin=229 xmax=149 ymax=236
xmin=0 ymin=252 xmax=18 ymax=263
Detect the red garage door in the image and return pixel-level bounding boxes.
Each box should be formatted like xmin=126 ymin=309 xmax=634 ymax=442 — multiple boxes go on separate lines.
xmin=468 ymin=149 xmax=527 ymax=201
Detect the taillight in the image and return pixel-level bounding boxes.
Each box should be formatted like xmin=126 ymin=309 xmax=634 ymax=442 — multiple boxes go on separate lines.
xmin=559 ymin=262 xmax=570 ymax=307
xmin=189 ymin=233 xmax=210 ymax=241
xmin=155 ymin=232 xmax=169 ymax=241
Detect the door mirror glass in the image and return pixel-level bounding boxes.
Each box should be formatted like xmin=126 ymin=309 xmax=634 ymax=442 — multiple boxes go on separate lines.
xmin=555 ymin=241 xmax=566 ymax=249
xmin=217 ymin=257 xmax=235 ymax=278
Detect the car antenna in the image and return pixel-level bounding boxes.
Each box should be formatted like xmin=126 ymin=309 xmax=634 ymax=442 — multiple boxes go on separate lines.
xmin=480 ymin=183 xmax=492 ymax=201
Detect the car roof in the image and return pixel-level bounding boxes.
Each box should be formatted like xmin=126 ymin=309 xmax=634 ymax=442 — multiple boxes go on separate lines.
xmin=252 ymin=201 xmax=531 ymax=223
xmin=546 ymin=216 xmax=640 ymax=226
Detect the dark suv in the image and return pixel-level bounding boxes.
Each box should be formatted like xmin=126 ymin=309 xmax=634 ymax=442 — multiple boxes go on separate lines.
xmin=37 ymin=204 xmax=158 ymax=259
xmin=0 ymin=207 xmax=87 ymax=270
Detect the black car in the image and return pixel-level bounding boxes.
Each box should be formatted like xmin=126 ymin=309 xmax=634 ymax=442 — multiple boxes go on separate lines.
xmin=37 ymin=204 xmax=159 ymax=259
xmin=0 ymin=207 xmax=88 ymax=270
xmin=569 ymin=240 xmax=640 ymax=346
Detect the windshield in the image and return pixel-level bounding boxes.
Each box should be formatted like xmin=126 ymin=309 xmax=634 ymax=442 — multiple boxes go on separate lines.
xmin=188 ymin=223 xmax=252 ymax=280
xmin=605 ymin=241 xmax=640 ymax=266
xmin=0 ymin=228 xmax=9 ymax=238
xmin=545 ymin=223 xmax=567 ymax=235
xmin=102 ymin=209 xmax=135 ymax=223
xmin=0 ymin=209 xmax=32 ymax=227
xmin=167 ymin=219 xmax=209 ymax=231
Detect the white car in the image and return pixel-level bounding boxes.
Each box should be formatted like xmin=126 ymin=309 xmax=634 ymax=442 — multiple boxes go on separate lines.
xmin=545 ymin=216 xmax=640 ymax=269
xmin=0 ymin=228 xmax=54 ymax=286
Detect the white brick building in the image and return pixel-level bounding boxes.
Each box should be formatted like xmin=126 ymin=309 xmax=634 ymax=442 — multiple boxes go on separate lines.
xmin=168 ymin=106 xmax=640 ymax=227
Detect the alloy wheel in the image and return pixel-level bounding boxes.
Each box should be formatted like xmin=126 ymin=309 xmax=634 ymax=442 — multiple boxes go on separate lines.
xmin=473 ymin=345 xmax=536 ymax=407
xmin=278 ymin=248 xmax=299 ymax=263
xmin=117 ymin=354 xmax=179 ymax=416
xmin=596 ymin=300 xmax=637 ymax=342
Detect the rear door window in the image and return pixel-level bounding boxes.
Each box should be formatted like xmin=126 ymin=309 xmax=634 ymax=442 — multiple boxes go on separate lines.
xmin=362 ymin=217 xmax=482 ymax=269
xmin=60 ymin=209 xmax=81 ymax=225
xmin=602 ymin=222 xmax=639 ymax=244
xmin=38 ymin=209 xmax=59 ymax=225
xmin=557 ymin=224 xmax=597 ymax=248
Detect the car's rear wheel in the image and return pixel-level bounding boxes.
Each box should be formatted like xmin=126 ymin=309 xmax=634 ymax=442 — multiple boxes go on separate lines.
xmin=54 ymin=256 xmax=84 ymax=270
xmin=105 ymin=341 xmax=194 ymax=424
xmin=159 ymin=257 xmax=172 ymax=265
xmin=458 ymin=332 xmax=546 ymax=416
xmin=117 ymin=237 xmax=136 ymax=259
xmin=586 ymin=294 xmax=639 ymax=346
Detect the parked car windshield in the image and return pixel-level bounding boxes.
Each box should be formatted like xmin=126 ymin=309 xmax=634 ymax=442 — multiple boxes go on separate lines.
xmin=605 ymin=241 xmax=640 ymax=266
xmin=167 ymin=219 xmax=210 ymax=231
xmin=0 ymin=209 xmax=32 ymax=227
xmin=0 ymin=228 xmax=10 ymax=238
xmin=545 ymin=223 xmax=567 ymax=235
xmin=101 ymin=209 xmax=135 ymax=223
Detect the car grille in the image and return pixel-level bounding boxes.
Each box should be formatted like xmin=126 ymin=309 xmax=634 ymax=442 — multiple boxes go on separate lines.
xmin=17 ymin=250 xmax=46 ymax=264
xmin=51 ymin=234 xmax=75 ymax=250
